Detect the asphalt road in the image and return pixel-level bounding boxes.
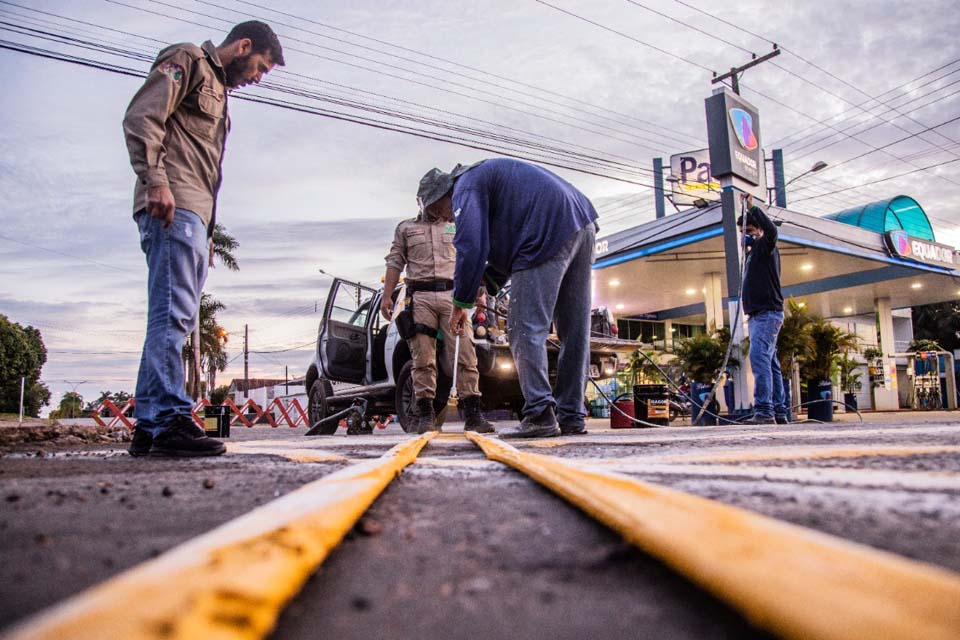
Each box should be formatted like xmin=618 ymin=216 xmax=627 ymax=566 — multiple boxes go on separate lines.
xmin=1 ymin=412 xmax=958 ymax=638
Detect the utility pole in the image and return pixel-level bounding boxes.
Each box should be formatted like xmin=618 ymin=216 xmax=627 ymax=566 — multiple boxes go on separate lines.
xmin=712 ymin=46 xmax=781 ymax=96
xmin=285 ymin=366 xmax=289 ymax=395
xmin=18 ymin=377 xmax=25 ymax=425
xmin=244 ymin=323 xmax=249 ymax=401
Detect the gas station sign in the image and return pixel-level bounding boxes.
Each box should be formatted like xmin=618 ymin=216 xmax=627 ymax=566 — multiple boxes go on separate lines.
xmin=705 ymin=90 xmax=763 ymax=190
xmin=884 ymin=230 xmax=957 ymax=267
xmin=669 ymin=149 xmax=720 ymax=205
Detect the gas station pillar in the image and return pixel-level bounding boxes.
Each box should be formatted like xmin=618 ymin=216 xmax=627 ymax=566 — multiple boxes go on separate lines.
xmin=874 ymin=297 xmax=900 ymax=410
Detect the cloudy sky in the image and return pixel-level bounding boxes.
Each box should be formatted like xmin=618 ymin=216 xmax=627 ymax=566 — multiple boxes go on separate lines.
xmin=1 ymin=0 xmax=959 ymax=414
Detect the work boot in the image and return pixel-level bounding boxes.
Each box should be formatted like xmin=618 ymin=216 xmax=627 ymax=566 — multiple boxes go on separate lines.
xmin=128 ymin=427 xmax=153 ymax=457
xmin=416 ymin=398 xmax=438 ymax=434
xmin=740 ymin=414 xmax=776 ymax=425
xmin=499 ymin=406 xmax=560 ymax=439
xmin=775 ymin=415 xmax=789 ymax=425
xmin=461 ymin=396 xmax=495 ymax=433
xmin=560 ymin=421 xmax=588 ymax=436
xmin=150 ymin=415 xmax=226 ymax=457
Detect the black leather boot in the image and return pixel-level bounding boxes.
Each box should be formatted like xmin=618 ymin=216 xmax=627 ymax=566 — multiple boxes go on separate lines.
xmin=416 ymin=398 xmax=438 ymax=434
xmin=461 ymin=395 xmax=495 ymax=433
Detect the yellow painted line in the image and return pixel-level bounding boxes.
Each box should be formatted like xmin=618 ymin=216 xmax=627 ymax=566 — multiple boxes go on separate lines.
xmin=225 ymin=442 xmax=349 ymax=463
xmin=597 ymin=462 xmax=960 ymax=492
xmin=522 ymin=424 xmax=960 ymax=448
xmin=466 ymin=432 xmax=960 ymax=640
xmin=656 ymin=444 xmax=960 ymax=465
xmin=3 ymin=433 xmax=435 ymax=640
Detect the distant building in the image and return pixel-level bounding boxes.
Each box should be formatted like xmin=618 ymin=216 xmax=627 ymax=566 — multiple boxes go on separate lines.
xmin=227 ymin=377 xmax=307 ymax=409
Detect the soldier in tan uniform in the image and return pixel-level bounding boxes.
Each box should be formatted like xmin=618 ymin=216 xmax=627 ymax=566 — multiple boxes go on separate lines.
xmin=123 ymin=21 xmax=284 ymax=457
xmin=382 ymin=194 xmax=494 ymax=434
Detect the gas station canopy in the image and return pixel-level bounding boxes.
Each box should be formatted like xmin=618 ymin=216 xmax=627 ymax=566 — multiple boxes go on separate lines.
xmin=592 ymin=200 xmax=960 ymax=325
xmin=823 ymin=195 xmax=935 ymax=242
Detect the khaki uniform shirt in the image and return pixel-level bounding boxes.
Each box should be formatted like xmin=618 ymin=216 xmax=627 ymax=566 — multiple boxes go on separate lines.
xmin=385 ymin=217 xmax=457 ymax=281
xmin=123 ymin=40 xmax=230 ymax=231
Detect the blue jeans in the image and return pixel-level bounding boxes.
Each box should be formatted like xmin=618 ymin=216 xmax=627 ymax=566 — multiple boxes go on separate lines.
xmin=508 ymin=224 xmax=595 ymax=426
xmin=748 ymin=310 xmax=786 ymax=419
xmin=134 ymin=209 xmax=208 ymax=435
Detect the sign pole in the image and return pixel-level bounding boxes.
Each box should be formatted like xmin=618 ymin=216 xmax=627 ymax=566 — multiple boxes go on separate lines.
xmin=19 ymin=376 xmax=25 ymax=425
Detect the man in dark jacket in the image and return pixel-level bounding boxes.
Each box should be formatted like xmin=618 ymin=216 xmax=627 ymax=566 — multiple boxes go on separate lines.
xmin=738 ymin=194 xmax=787 ymax=424
xmin=416 ymin=159 xmax=598 ymax=438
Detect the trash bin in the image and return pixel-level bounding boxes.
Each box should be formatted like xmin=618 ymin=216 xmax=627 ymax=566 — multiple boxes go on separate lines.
xmin=204 ymin=405 xmax=230 ymax=438
xmin=690 ymin=382 xmax=719 ymax=426
xmin=633 ymin=384 xmax=669 ymax=427
xmin=807 ymin=379 xmax=833 ymax=422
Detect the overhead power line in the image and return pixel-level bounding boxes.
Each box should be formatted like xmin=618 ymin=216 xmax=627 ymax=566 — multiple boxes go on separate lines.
xmin=228 ymin=0 xmax=703 ymax=145
xmin=534 ymin=0 xmax=960 ymax=188
xmin=534 ymin=0 xmax=715 ymax=74
xmin=0 ymin=8 xmax=659 ymax=174
xmin=104 ymin=0 xmax=685 ymax=156
xmin=791 ymin=113 xmax=960 ymax=179
xmin=791 ymin=157 xmax=960 ymax=204
xmin=0 ymin=16 xmax=653 ymax=178
xmin=771 ymin=58 xmax=960 ymax=148
xmin=668 ymin=0 xmax=960 ymax=154
xmin=0 ymin=39 xmax=662 ymax=190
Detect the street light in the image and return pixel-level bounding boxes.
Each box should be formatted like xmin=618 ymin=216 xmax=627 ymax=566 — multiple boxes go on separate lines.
xmin=768 ymin=160 xmax=828 ymax=206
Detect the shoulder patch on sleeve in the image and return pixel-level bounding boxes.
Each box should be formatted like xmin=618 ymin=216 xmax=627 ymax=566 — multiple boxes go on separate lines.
xmin=159 ymin=61 xmax=185 ymax=84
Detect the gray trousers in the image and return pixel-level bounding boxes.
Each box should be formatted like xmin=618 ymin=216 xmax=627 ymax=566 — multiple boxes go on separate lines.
xmin=508 ymin=224 xmax=595 ymax=426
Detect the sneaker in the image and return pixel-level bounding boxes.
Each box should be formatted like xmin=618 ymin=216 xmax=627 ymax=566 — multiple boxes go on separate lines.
xmin=151 ymin=415 xmax=226 ymax=457
xmin=559 ymin=422 xmax=588 ymax=436
xmin=128 ymin=427 xmax=153 ymax=457
xmin=499 ymin=406 xmax=560 ymax=439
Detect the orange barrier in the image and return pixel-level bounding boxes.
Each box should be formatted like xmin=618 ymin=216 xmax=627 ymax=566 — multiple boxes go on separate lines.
xmin=91 ymin=398 xmax=136 ymax=429
xmin=93 ymin=397 xmax=312 ymax=430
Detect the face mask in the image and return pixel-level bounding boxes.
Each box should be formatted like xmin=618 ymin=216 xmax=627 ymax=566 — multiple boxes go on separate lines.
xmin=743 ymin=233 xmax=756 ymax=247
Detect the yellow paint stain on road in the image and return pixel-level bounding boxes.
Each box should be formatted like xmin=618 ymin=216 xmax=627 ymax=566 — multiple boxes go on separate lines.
xmin=226 ymin=443 xmax=349 ymax=464
xmin=467 ymin=433 xmax=960 ymax=640
xmin=2 ymin=434 xmax=435 ymax=640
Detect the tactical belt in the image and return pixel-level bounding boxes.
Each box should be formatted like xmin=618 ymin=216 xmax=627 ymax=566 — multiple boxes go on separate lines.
xmin=407 ymin=279 xmax=454 ymax=293
xmin=396 ymin=282 xmax=451 ymax=340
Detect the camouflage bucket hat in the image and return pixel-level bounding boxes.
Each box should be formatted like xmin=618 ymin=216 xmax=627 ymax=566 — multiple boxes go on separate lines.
xmin=416 ymin=168 xmax=454 ymax=213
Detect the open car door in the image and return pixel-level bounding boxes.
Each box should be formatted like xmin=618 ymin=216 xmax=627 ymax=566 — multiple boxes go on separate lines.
xmin=318 ymin=278 xmax=376 ymax=384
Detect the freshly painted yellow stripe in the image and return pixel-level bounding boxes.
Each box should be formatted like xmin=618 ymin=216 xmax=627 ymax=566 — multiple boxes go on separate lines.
xmin=3 ymin=433 xmax=435 ymax=640
xmin=466 ymin=432 xmax=960 ymax=640
xmin=521 ymin=424 xmax=960 ymax=448
xmin=656 ymin=444 xmax=960 ymax=465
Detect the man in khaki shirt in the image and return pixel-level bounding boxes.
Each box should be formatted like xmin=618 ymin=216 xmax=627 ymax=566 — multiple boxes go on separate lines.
xmin=382 ymin=201 xmax=494 ymax=435
xmin=123 ymin=21 xmax=284 ymax=458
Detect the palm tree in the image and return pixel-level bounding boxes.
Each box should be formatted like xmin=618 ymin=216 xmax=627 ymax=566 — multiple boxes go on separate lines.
xmin=212 ymin=223 xmax=240 ymax=272
xmin=185 ymin=225 xmax=239 ymax=399
xmin=184 ymin=295 xmax=229 ymax=400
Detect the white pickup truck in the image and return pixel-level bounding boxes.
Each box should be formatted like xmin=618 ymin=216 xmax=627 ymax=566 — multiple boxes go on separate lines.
xmin=304 ymin=277 xmax=638 ymax=434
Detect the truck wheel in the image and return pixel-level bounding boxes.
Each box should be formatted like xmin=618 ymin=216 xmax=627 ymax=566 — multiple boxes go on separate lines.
xmin=308 ymin=378 xmax=337 ymax=435
xmin=396 ymin=360 xmax=449 ymax=433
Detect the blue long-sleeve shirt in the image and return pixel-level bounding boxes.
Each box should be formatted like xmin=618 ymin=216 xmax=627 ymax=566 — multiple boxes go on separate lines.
xmin=451 ymin=159 xmax=599 ymax=307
